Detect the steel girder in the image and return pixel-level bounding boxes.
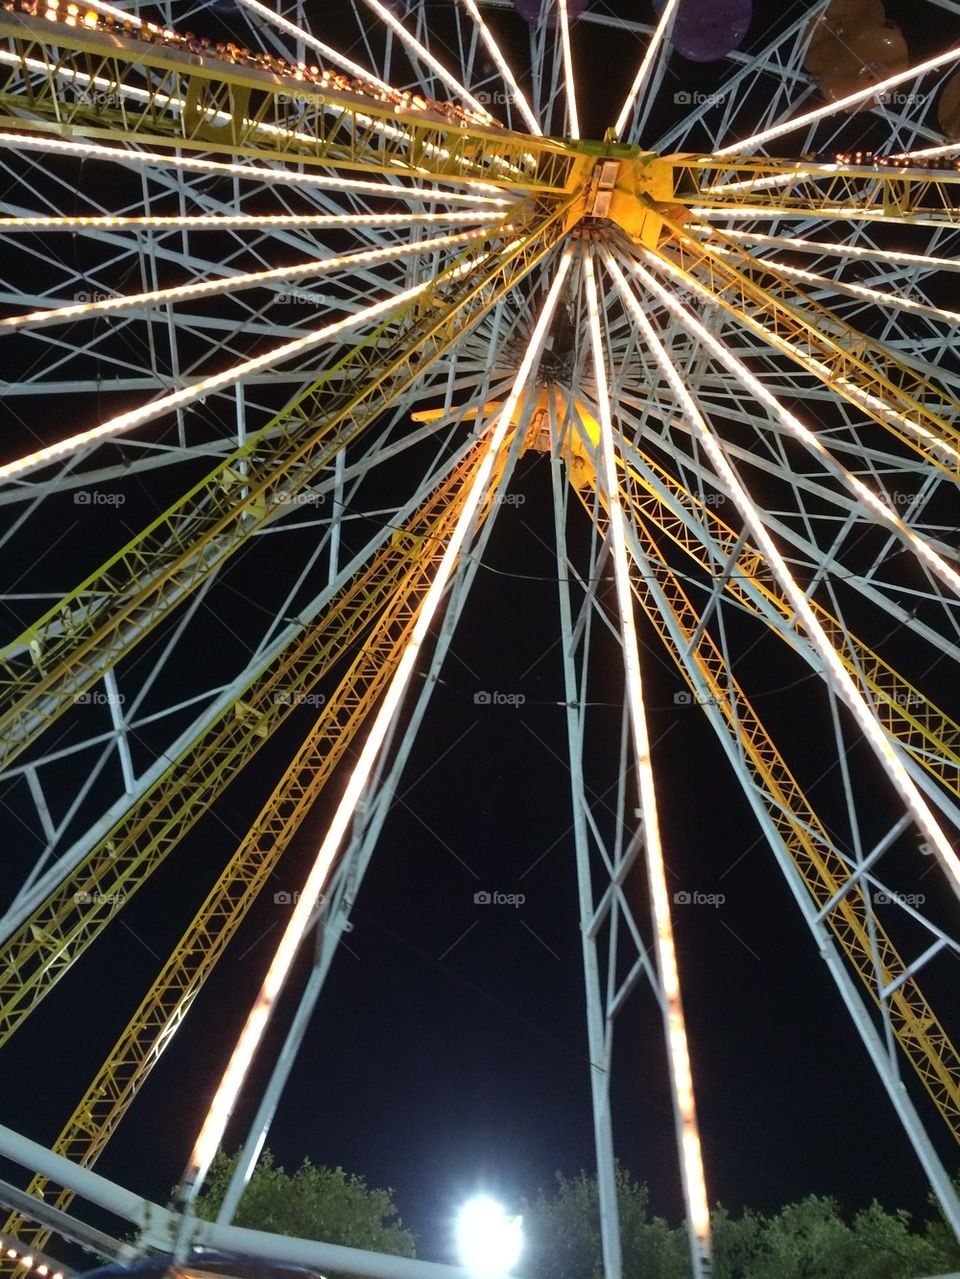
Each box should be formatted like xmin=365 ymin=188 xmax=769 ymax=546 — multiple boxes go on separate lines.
xmin=0 ymin=194 xmax=574 ymax=771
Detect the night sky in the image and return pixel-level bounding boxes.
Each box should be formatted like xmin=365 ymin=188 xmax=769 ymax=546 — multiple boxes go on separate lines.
xmin=2 ymin=0 xmax=960 ymax=1269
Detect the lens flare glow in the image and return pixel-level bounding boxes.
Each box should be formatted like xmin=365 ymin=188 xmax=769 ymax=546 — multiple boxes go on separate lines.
xmin=456 ymin=1196 xmax=523 ymax=1276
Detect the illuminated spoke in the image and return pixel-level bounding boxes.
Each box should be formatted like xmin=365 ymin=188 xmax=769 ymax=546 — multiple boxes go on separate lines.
xmin=740 ymin=255 xmax=960 ymax=328
xmin=559 ymin=0 xmax=580 ymax=140
xmin=360 ymin=0 xmax=493 ymax=122
xmin=0 ymin=279 xmax=434 ymax=481
xmin=232 ymin=0 xmax=394 ymax=94
xmin=621 ymin=251 xmax=960 ymax=600
xmin=0 ymin=133 xmax=511 ymax=205
xmin=612 ymin=0 xmax=680 ymax=141
xmin=1 ymin=229 xmax=492 ymax=332
xmin=716 ymin=45 xmax=960 ymax=155
xmin=583 ymin=246 xmax=713 ymax=1279
xmin=457 ymin=0 xmax=542 ymax=136
xmin=175 ymin=244 xmax=575 ymax=1207
xmin=715 ymin=228 xmax=960 ymax=275
xmin=604 ymin=247 xmax=960 ymax=903
xmin=0 ymin=212 xmax=502 ymax=233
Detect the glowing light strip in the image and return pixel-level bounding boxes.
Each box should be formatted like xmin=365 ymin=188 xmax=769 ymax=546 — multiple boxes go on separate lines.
xmin=645 ymin=247 xmax=960 ymax=467
xmin=231 ymin=0 xmax=394 ymax=95
xmin=718 ymin=228 xmax=960 ymax=274
xmin=889 ymin=142 xmax=960 ymax=161
xmin=751 ymin=255 xmax=960 ymax=327
xmin=1 ymin=228 xmax=489 ymax=331
xmin=361 ymin=0 xmax=493 ymax=121
xmin=716 ymin=45 xmax=960 ymax=155
xmin=1 ymin=1245 xmax=64 ymax=1279
xmin=177 ymin=244 xmax=574 ymax=1205
xmin=79 ymin=0 xmax=146 ymax=28
xmin=558 ymin=0 xmax=580 ymax=139
xmin=582 ymin=247 xmax=712 ymax=1268
xmin=627 ymin=252 xmax=960 ymax=598
xmin=458 ymin=0 xmax=542 ymax=135
xmin=0 ymin=49 xmax=512 ymax=184
xmin=604 ymin=249 xmax=960 ymax=903
xmin=0 ymin=277 xmax=437 ymax=482
xmin=686 ymin=204 xmax=960 ymax=222
xmin=0 ymin=50 xmax=343 ymax=166
xmin=0 ymin=132 xmax=511 ymax=206
xmin=0 ymin=211 xmax=501 ymax=231
xmin=613 ymin=0 xmax=679 ymax=139
xmin=702 ymin=169 xmax=811 ymax=196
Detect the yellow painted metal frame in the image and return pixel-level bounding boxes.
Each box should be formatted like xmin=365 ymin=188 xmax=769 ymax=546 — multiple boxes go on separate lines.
xmin=0 ymin=436 xmax=494 ymax=1254
xmin=0 ymin=194 xmax=576 ymax=772
xmin=0 ymin=12 xmax=587 ymax=191
xmin=570 ymin=474 xmax=960 ymax=1147
xmin=639 ymin=220 xmax=960 ymax=480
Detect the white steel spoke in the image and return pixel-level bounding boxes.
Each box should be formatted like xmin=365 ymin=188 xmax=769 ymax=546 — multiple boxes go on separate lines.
xmin=457 ymin=0 xmax=542 ymax=135
xmin=1 ymin=228 xmax=490 ymax=332
xmin=359 ymin=0 xmax=493 ymax=122
xmin=612 ymin=0 xmax=679 ymax=141
xmin=717 ymin=45 xmax=960 ymax=155
xmin=622 ymin=252 xmax=960 ymax=600
xmin=175 ymin=243 xmax=575 ymax=1206
xmin=0 ymin=134 xmax=511 ymax=205
xmin=0 ymin=274 xmax=438 ymax=480
xmin=558 ymin=0 xmax=580 ymax=140
xmin=604 ymin=249 xmax=960 ymax=904
xmin=0 ymin=212 xmax=501 ymax=232
xmin=583 ymin=247 xmax=713 ymax=1279
xmin=232 ymin=0 xmax=395 ymax=94
xmin=715 ymin=228 xmax=960 ymax=275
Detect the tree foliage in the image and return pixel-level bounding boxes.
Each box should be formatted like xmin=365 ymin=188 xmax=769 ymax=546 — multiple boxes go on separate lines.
xmin=193 ymin=1151 xmax=416 ymax=1261
xmin=522 ymin=1168 xmax=950 ymax=1279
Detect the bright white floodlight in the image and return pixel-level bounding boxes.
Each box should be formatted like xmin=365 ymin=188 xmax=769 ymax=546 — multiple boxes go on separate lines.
xmin=456 ymin=1195 xmax=523 ymax=1276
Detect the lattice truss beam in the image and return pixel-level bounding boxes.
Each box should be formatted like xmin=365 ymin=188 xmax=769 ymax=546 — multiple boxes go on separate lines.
xmin=1 ymin=0 xmax=960 ymax=1270
xmin=552 ymin=243 xmax=960 ymax=1151
xmin=0 ymin=12 xmax=582 ymax=190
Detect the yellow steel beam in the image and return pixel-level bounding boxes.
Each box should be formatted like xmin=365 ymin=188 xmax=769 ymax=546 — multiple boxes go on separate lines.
xmin=581 ymin=151 xmax=960 ymax=232
xmin=0 ymin=194 xmax=576 ymax=772
xmin=622 ymin=447 xmax=960 ymax=793
xmin=0 ymin=446 xmax=490 ymax=1045
xmin=0 ymin=11 xmax=586 ymax=192
xmin=563 ymin=400 xmax=960 ymax=799
xmin=665 ymin=155 xmax=960 ymax=231
xmin=573 ymin=477 xmax=960 ymax=1145
xmin=638 ymin=221 xmax=960 ymax=481
xmin=0 ymin=435 xmax=494 ymax=1255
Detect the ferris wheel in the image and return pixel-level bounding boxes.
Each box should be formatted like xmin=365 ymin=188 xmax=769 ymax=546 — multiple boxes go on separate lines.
xmin=1 ymin=0 xmax=960 ymax=1276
